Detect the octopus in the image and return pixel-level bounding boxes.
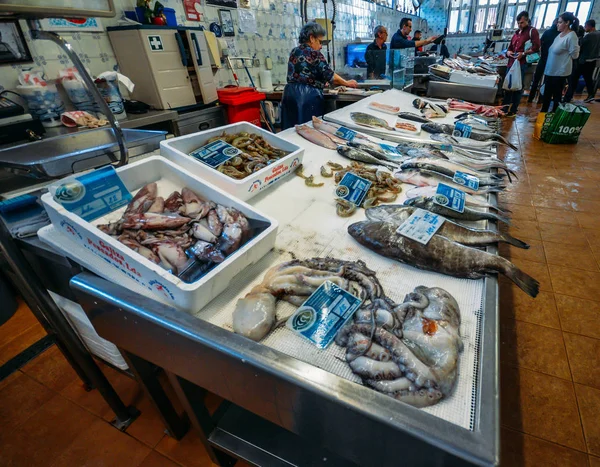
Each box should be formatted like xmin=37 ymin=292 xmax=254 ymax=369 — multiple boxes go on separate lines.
xmin=232 ymin=257 xmax=462 ymax=408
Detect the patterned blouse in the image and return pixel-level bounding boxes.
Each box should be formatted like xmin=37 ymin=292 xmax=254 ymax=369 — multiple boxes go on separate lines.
xmin=287 ymin=44 xmax=335 ymax=89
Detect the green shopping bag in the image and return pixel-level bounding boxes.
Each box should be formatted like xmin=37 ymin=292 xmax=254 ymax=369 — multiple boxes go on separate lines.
xmin=540 ymin=104 xmax=591 ymax=144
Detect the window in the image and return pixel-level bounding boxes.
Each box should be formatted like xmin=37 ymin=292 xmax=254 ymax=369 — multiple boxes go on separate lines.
xmin=532 ymin=0 xmax=560 ymax=29
xmin=566 ymin=0 xmax=592 ymax=22
xmin=395 ymin=0 xmax=417 ymax=14
xmin=449 ymin=0 xmax=472 ymax=33
xmin=474 ymin=0 xmax=500 ymax=33
xmin=504 ymin=0 xmax=529 ymax=30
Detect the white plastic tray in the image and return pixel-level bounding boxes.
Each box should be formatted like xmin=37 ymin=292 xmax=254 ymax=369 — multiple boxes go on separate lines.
xmin=40 ymin=156 xmax=278 ymax=313
xmin=160 ymin=122 xmax=304 ymax=201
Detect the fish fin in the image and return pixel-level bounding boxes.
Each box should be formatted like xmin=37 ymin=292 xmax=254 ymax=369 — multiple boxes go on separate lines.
xmin=492 ymin=212 xmax=511 ymax=225
xmin=503 ymin=264 xmax=540 ymax=298
xmin=500 ymin=233 xmax=530 ymax=249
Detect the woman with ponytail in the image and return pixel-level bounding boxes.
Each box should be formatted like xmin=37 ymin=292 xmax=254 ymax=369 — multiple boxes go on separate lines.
xmin=542 ymin=12 xmax=580 ymax=112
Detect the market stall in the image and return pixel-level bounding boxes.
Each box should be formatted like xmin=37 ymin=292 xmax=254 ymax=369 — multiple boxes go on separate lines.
xmin=31 ymin=89 xmax=512 ymax=466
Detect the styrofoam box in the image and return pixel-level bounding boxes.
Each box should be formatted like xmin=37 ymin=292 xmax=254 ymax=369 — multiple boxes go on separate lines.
xmin=160 ymin=122 xmax=304 ymax=201
xmin=40 ymin=156 xmax=278 ymax=313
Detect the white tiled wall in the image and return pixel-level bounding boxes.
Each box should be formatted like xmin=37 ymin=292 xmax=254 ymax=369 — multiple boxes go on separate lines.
xmin=0 ymin=0 xmax=422 ymax=91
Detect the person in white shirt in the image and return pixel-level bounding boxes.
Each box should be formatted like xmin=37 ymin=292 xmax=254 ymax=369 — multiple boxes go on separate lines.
xmin=542 ymin=12 xmax=581 ymax=112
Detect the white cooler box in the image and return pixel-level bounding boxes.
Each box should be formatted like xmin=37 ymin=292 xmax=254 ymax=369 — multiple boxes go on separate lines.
xmin=449 ymin=70 xmax=498 ymax=88
xmin=160 ymin=122 xmax=304 ymax=201
xmin=39 ymin=156 xmax=278 ymax=313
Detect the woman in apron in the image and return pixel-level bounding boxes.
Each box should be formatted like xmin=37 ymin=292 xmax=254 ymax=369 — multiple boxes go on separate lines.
xmin=281 ymin=22 xmax=358 ymax=130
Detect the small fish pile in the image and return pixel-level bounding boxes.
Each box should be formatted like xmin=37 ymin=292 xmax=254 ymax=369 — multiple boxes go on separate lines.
xmin=232 ymin=257 xmax=464 ymax=407
xmin=443 ymin=57 xmax=497 ymax=75
xmin=200 ymin=131 xmax=289 ymax=180
xmin=412 ymin=98 xmax=448 ymax=119
xmin=348 ymin=219 xmax=539 ymax=297
xmin=369 ymin=102 xmax=400 ymax=114
xmin=447 ymin=98 xmax=507 ymax=118
xmin=96 ymin=183 xmax=253 ymax=279
xmin=421 ymin=122 xmax=518 ymax=151
xmin=351 ymin=112 xmax=394 ymax=131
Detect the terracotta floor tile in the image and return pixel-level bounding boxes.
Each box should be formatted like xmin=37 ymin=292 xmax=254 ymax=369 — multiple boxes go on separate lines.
xmin=503 ymin=203 xmax=538 ymax=221
xmin=556 ymin=294 xmax=600 ymax=339
xmin=548 ymin=264 xmax=600 ymax=299
xmin=0 ymin=370 xmax=21 ymax=392
xmin=499 ymin=238 xmax=545 ymax=263
xmin=538 ymin=223 xmax=589 ymax=245
xmin=0 ymin=322 xmax=47 ymax=364
xmin=501 ymin=257 xmax=552 ymax=292
xmin=585 ymin=229 xmax=600 ymax=256
xmin=570 ymin=198 xmax=600 ymax=212
xmin=500 ymin=427 xmax=590 ymax=467
xmin=100 ymin=365 xmax=141 ymax=423
xmin=21 ymin=345 xmax=80 ymax=392
xmin=585 ymin=170 xmax=600 ymax=181
xmin=126 ymin=392 xmax=171 ymax=449
xmin=591 ymin=456 xmax=600 ymax=467
xmin=505 ymin=178 xmax=532 ymax=194
xmin=576 ymin=212 xmax=600 ymax=230
xmin=139 ymin=451 xmax=181 ymax=467
xmin=156 ymin=429 xmax=217 ymax=467
xmin=531 ymin=194 xmax=576 ymax=211
xmin=501 ymin=219 xmax=542 ymax=241
xmin=535 ymin=208 xmax=579 ymax=226
xmin=563 ymin=333 xmax=600 ymax=390
xmin=501 ymin=319 xmax=571 ymax=379
xmin=500 ymin=365 xmax=586 ymax=450
xmin=0 ymin=372 xmax=54 ymax=433
xmin=0 ymin=394 xmax=97 ymax=466
xmin=500 ymin=283 xmax=560 ymax=328
xmin=0 ymin=301 xmax=38 ymax=345
xmin=543 ymin=241 xmax=599 ymax=272
xmin=563 ymin=179 xmax=600 ymax=199
xmin=61 ymin=374 xmax=113 ymax=419
xmin=51 ymin=417 xmax=151 ymax=467
xmin=575 ymin=384 xmax=600 ymax=456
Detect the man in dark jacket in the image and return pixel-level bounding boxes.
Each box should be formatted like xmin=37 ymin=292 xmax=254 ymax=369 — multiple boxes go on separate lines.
xmin=390 ymin=18 xmax=437 ymax=50
xmin=564 ymin=19 xmax=600 ymax=102
xmin=528 ymin=19 xmax=560 ymax=103
xmin=365 ymin=25 xmax=388 ymax=79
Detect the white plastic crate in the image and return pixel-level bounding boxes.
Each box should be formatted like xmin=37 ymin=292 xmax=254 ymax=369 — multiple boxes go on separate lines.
xmin=160 ymin=122 xmax=304 ymax=201
xmin=40 ymin=156 xmax=278 ymax=313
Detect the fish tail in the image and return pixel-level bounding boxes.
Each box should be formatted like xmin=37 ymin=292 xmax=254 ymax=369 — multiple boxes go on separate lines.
xmin=500 ymin=233 xmax=530 ymax=249
xmin=502 ymin=261 xmax=540 ymax=298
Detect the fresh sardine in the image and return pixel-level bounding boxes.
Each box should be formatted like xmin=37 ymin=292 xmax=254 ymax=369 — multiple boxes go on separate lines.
xmin=295 ymin=124 xmax=337 ymax=149
xmin=348 ymin=221 xmax=539 ymax=297
xmin=404 ymin=196 xmax=510 ymax=224
xmin=347 ymin=141 xmax=395 ymax=162
xmin=366 ymin=205 xmax=527 ymax=248
xmin=337 ymin=146 xmax=398 ymax=170
xmin=350 ymin=112 xmax=394 ymax=131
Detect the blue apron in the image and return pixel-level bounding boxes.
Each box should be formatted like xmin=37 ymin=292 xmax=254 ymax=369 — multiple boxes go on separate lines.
xmin=281 ymin=82 xmax=324 ymax=130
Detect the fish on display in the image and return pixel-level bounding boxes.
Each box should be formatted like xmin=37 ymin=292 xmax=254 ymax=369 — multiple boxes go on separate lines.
xmin=404 ymin=195 xmax=510 ymax=224
xmin=422 ymin=123 xmax=518 ymax=151
xmin=337 ymin=146 xmax=398 ymax=170
xmin=348 ymin=221 xmax=540 ymax=297
xmin=394 ymin=168 xmax=505 ymax=195
xmin=366 ymin=205 xmax=528 ymax=248
xmin=430 ymin=133 xmax=497 ymax=152
xmin=347 ymin=140 xmax=397 ymax=162
xmin=312 ymin=116 xmax=369 ymax=141
xmin=405 ymin=185 xmax=511 ymax=216
xmin=295 ymin=124 xmax=338 ymax=149
xmin=350 ymin=112 xmax=394 ymax=131
xmin=400 ymin=158 xmax=505 ymax=186
xmin=369 ymin=102 xmax=400 ymax=114
xmin=397 ymin=112 xmax=433 ymax=124
xmin=413 ymin=98 xmax=447 ymax=117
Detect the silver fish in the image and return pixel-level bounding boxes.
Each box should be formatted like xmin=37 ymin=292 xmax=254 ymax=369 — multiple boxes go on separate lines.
xmin=348 ymin=221 xmax=539 ymax=297
xmin=350 ymin=112 xmax=394 ymax=131
xmin=405 ymin=185 xmax=511 ymax=216
xmin=400 ymin=160 xmax=504 ymax=186
xmin=295 ymin=124 xmax=337 ymax=149
xmin=394 ymin=168 xmax=505 ymax=195
xmin=347 ymin=141 xmax=396 ymax=162
xmin=422 ymin=123 xmax=518 ymax=151
xmin=404 ymin=196 xmax=510 ymax=224
xmin=366 ymin=205 xmax=527 ymax=248
xmin=312 ymin=116 xmax=369 ymax=141
xmin=337 ymin=146 xmax=398 ymax=170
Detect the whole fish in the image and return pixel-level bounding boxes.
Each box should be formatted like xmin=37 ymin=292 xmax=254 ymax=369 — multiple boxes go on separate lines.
xmin=400 ymin=159 xmax=504 ymax=186
xmin=405 ymin=185 xmax=511 ymax=216
xmin=348 ymin=221 xmax=539 ymax=298
xmin=295 ymin=124 xmax=337 ymax=149
xmin=422 ymin=123 xmax=518 ymax=151
xmin=366 ymin=205 xmax=528 ymax=248
xmin=404 ymin=196 xmax=510 ymax=224
xmin=405 ymin=155 xmax=510 ymax=180
xmin=350 ymin=112 xmax=394 ymax=131
xmin=337 ymin=146 xmax=398 ymax=170
xmin=394 ymin=168 xmax=505 ymax=195
xmin=347 ymin=141 xmax=396 ymax=162
xmin=397 ymin=112 xmax=432 ymax=124
xmin=430 ymin=133 xmax=497 ymax=152
xmin=312 ymin=116 xmax=369 ymax=140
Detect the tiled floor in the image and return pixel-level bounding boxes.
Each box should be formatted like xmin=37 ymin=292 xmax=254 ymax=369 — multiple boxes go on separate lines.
xmin=1 ymin=99 xmax=600 ymax=465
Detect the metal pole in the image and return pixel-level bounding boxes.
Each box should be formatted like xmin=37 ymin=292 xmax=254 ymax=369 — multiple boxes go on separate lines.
xmin=0 ymin=218 xmax=136 ymax=427
xmin=27 ymin=19 xmax=129 ymax=168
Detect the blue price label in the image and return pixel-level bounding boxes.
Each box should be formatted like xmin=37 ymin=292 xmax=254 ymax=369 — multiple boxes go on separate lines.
xmin=336 ymin=172 xmax=372 ymax=207
xmin=334 ymin=126 xmax=357 ymax=141
xmin=379 ymin=143 xmax=400 ymax=155
xmin=189 ymin=139 xmax=241 ymax=168
xmin=396 ymin=208 xmax=445 ymax=245
xmin=286 ymin=280 xmax=362 ymax=349
xmin=453 ymin=122 xmax=472 ymax=138
xmin=51 ymin=166 xmax=132 ymax=222
xmin=440 ymin=144 xmax=454 ymax=152
xmin=434 ymin=183 xmax=466 ymax=213
xmin=453 ymin=171 xmax=480 ymax=190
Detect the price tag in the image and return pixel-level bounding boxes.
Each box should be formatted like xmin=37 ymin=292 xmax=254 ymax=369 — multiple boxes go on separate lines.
xmin=189 ymin=139 xmax=241 ymax=168
xmin=453 ymin=122 xmax=472 ymax=138
xmin=336 ymin=172 xmax=372 ymax=207
xmin=440 ymin=144 xmax=454 ymax=152
xmin=286 ymin=280 xmax=362 ymax=349
xmin=434 ymin=183 xmax=465 ymax=213
xmin=51 ymin=167 xmax=132 ymax=222
xmin=334 ymin=126 xmax=357 ymax=141
xmin=396 ymin=208 xmax=445 ymax=245
xmin=379 ymin=143 xmax=401 ymax=156
xmin=453 ymin=171 xmax=480 ymax=190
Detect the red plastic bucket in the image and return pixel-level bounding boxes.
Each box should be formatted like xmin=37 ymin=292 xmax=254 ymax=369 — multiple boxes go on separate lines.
xmin=217 ymin=87 xmax=266 ymax=126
